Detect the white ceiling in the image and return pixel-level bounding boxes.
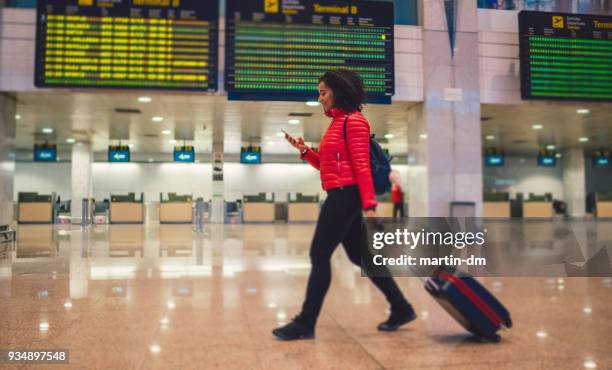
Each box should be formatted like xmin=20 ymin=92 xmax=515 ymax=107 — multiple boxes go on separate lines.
xmin=481 ymin=102 xmax=612 ymax=156
xmin=13 ymin=91 xmax=420 ymax=155
xmin=12 ymin=91 xmax=612 ymax=157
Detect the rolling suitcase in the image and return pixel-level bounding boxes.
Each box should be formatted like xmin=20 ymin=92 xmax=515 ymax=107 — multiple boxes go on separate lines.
xmin=423 ymin=266 xmax=512 ymax=342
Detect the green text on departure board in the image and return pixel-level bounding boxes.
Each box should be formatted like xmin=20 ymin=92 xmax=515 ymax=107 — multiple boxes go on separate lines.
xmin=225 ymin=0 xmax=394 ymax=103
xmin=519 ymin=11 xmax=612 ymax=101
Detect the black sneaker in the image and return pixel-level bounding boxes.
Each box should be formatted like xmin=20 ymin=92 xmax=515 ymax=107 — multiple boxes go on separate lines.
xmin=377 ymin=303 xmax=417 ymax=332
xmin=272 ymin=318 xmax=315 ymax=341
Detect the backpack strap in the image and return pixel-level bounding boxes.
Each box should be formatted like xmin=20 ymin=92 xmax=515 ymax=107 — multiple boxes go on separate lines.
xmin=342 ymin=114 xmax=350 ymax=151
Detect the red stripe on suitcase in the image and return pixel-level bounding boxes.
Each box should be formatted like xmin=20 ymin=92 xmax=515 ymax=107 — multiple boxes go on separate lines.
xmin=436 ymin=272 xmax=503 ymax=328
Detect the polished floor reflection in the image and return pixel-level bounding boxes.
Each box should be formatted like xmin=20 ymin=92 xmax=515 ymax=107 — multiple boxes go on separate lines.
xmin=1 ymin=224 xmax=611 ymax=369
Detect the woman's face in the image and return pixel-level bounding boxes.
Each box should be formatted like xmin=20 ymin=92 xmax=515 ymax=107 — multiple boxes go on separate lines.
xmin=318 ymin=81 xmax=334 ymax=112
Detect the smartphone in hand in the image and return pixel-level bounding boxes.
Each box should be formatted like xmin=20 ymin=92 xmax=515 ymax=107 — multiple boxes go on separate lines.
xmin=281 ymin=129 xmax=295 ymax=144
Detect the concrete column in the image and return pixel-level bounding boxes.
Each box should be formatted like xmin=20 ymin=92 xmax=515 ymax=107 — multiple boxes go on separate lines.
xmin=210 ymin=101 xmax=225 ymax=224
xmin=70 ymin=142 xmax=93 ymax=224
xmin=563 ymin=148 xmax=586 ymax=218
xmin=412 ymin=0 xmax=483 ymax=217
xmin=0 ymin=93 xmax=16 ymax=226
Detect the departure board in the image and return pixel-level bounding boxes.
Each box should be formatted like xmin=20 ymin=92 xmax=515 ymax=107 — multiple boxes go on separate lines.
xmin=519 ymin=11 xmax=612 ymax=101
xmin=225 ymin=0 xmax=394 ymax=103
xmin=35 ymin=0 xmax=218 ymax=91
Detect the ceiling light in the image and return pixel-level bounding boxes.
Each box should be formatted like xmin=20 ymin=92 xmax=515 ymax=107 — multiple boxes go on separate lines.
xmin=64 ymin=301 xmax=73 ymax=309
xmin=276 ymin=132 xmax=285 ymax=137
xmin=152 ymin=116 xmax=164 ymax=123
xmin=161 ymin=130 xmax=172 ymax=135
xmin=128 ymin=144 xmax=134 ymax=148
xmin=583 ymin=307 xmax=592 ymax=314
xmin=579 ymin=137 xmax=589 ymax=143
xmin=583 ymin=360 xmax=597 ymax=369
xmin=556 ymin=153 xmax=562 ymax=158
xmin=384 ymin=134 xmax=395 ymax=139
xmin=15 ymin=114 xmax=21 ymax=120
xmin=42 ymin=128 xmax=54 ymax=134
xmin=420 ymin=134 xmax=428 ymax=139
xmin=138 ymin=96 xmax=152 ymax=103
xmin=536 ymin=330 xmax=548 ymax=338
xmin=169 ymin=139 xmax=177 ymax=144
xmin=306 ymin=101 xmax=320 ymax=106
xmin=576 ymin=109 xmax=590 ymax=115
xmin=485 ymin=135 xmax=495 ymax=140
xmin=532 ymin=124 xmax=543 ymax=130
xmin=148 ymin=158 xmax=154 ymax=163
xmin=288 ymin=119 xmax=300 ymax=125
xmin=66 ymin=138 xmax=76 ymax=144
xmin=546 ymin=145 xmax=556 ymax=150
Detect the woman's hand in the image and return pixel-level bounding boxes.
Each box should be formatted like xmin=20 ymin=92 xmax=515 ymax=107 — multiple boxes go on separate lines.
xmin=284 ymin=132 xmax=308 ymax=153
xmin=365 ymin=209 xmax=377 ymax=218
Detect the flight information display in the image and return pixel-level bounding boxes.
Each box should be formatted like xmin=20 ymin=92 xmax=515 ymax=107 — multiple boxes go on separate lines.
xmin=519 ymin=11 xmax=612 ymax=101
xmin=225 ymin=0 xmax=394 ymax=103
xmin=35 ymin=0 xmax=218 ymax=91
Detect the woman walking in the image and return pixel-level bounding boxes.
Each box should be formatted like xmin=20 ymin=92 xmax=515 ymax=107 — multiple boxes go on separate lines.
xmin=273 ymin=69 xmax=416 ymax=341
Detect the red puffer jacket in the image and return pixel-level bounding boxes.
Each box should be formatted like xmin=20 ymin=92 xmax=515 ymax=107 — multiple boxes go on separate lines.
xmin=300 ymin=107 xmax=377 ymax=210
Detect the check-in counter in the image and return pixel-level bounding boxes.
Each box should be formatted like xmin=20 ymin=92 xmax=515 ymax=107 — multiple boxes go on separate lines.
xmin=288 ymin=193 xmax=319 ymax=223
xmin=160 ymin=193 xmax=193 ymax=224
xmin=243 ymin=193 xmax=275 ymax=223
xmin=18 ymin=192 xmax=54 ymax=224
xmin=523 ymin=193 xmax=553 ymax=218
xmin=483 ymin=192 xmax=511 ymax=218
xmin=596 ymin=193 xmax=612 ymax=218
xmin=110 ymin=193 xmax=144 ymax=224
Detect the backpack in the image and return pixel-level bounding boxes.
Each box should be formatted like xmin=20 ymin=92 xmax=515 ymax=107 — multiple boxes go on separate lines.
xmin=343 ymin=115 xmax=392 ymax=195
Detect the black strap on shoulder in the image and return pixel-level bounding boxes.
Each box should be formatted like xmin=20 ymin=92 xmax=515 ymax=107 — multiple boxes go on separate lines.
xmin=342 ymin=114 xmax=349 ymax=149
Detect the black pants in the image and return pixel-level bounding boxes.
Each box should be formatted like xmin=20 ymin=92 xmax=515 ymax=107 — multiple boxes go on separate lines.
xmin=297 ymin=186 xmax=408 ymax=329
xmin=393 ymin=202 xmax=404 ymax=220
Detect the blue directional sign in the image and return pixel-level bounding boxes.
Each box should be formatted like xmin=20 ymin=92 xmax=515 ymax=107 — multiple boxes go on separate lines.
xmin=240 ymin=151 xmax=261 ymax=164
xmin=593 ymin=156 xmax=610 ymax=167
xmin=34 ymin=144 xmax=57 ymax=162
xmin=108 ymin=146 xmax=130 ymax=163
xmin=484 ymin=154 xmax=504 ymax=167
xmin=174 ymin=147 xmax=195 ymax=163
xmin=538 ymin=155 xmax=556 ymax=167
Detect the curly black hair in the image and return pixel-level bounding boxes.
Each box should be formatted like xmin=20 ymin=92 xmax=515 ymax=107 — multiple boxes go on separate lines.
xmin=318 ymin=69 xmax=365 ymax=112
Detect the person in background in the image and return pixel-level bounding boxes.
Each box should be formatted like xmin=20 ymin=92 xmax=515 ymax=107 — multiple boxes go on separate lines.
xmin=274 ymin=69 xmax=416 ymax=341
xmin=390 ymin=171 xmax=405 ymax=221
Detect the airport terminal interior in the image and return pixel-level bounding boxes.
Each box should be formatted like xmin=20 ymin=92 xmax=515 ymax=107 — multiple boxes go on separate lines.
xmin=1 ymin=0 xmax=612 ymax=369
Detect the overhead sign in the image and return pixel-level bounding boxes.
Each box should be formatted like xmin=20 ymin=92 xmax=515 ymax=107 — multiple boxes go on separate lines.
xmin=108 ymin=145 xmax=130 ymax=162
xmin=174 ymin=146 xmax=195 ymax=162
xmin=240 ymin=151 xmax=262 ymax=164
xmin=35 ymin=0 xmax=219 ymax=91
xmin=225 ymin=0 xmax=394 ymax=103
xmin=34 ymin=144 xmax=57 ymax=162
xmin=519 ymin=11 xmax=612 ymax=101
